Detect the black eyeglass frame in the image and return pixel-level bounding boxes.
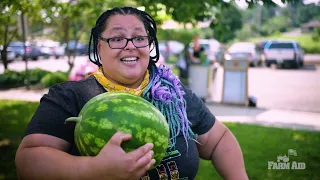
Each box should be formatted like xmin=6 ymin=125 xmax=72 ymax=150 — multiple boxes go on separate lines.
xmin=99 ymin=36 xmax=152 ymax=49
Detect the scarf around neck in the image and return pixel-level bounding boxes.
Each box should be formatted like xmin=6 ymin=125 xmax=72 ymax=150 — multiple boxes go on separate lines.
xmin=93 ymin=67 xmax=149 ymax=96
xmin=92 ymin=65 xmax=196 ymax=150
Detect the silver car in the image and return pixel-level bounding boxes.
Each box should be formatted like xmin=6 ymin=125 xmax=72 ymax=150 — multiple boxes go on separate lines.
xmin=224 ymin=42 xmax=263 ymax=67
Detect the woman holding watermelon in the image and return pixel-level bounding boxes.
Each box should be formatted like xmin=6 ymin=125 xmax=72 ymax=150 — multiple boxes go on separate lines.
xmin=15 ymin=6 xmax=248 ymax=180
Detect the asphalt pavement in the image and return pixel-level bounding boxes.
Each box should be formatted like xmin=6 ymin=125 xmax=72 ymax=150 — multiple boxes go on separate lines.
xmin=0 ymin=87 xmax=319 ymax=131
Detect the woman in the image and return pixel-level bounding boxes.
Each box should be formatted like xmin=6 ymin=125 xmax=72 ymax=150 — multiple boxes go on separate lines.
xmin=189 ymin=35 xmax=205 ymax=64
xmin=15 ymin=6 xmax=248 ymax=180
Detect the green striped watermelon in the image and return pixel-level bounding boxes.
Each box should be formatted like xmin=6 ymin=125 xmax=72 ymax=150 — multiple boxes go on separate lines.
xmin=65 ymin=92 xmax=169 ymax=168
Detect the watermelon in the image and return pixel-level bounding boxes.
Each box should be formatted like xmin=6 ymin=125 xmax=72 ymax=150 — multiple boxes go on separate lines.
xmin=65 ymin=92 xmax=169 ymax=168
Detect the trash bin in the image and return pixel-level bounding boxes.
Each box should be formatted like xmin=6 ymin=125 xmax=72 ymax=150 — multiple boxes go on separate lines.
xmin=211 ymin=63 xmax=224 ymax=103
xmin=221 ymin=58 xmax=249 ymax=106
xmin=188 ymin=64 xmax=212 ymax=100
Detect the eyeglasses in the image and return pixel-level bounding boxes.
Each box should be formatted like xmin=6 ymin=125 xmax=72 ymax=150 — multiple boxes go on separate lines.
xmin=99 ymin=36 xmax=152 ymax=49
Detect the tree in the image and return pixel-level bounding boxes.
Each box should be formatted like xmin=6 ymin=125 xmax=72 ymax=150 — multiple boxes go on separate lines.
xmin=39 ymin=0 xmax=136 ymax=72
xmin=209 ymin=3 xmax=243 ymax=43
xmin=0 ymin=4 xmax=18 ymax=70
xmin=0 ymin=0 xmax=41 ymax=70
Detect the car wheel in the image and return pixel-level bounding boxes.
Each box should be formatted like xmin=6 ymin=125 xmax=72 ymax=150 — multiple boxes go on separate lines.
xmin=300 ymin=59 xmax=304 ymax=67
xmin=292 ymin=61 xmax=299 ymax=69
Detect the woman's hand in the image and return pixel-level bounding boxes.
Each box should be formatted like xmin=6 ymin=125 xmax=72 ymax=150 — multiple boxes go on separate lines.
xmin=88 ymin=132 xmax=155 ymax=180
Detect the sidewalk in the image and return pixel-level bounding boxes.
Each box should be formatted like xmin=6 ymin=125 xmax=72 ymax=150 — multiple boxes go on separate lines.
xmin=1 ymin=87 xmax=320 ymax=131
xmin=207 ymin=102 xmax=320 ymax=131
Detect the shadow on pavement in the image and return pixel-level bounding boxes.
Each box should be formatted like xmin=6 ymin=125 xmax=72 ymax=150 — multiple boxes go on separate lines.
xmin=206 ymin=102 xmax=267 ymax=117
xmin=278 ymin=64 xmax=317 ymax=71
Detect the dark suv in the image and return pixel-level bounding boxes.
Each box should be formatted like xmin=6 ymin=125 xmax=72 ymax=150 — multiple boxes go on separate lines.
xmin=8 ymin=41 xmax=41 ymax=61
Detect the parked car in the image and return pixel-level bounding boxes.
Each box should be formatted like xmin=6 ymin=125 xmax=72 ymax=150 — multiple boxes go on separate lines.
xmin=264 ymin=40 xmax=304 ymax=68
xmin=8 ymin=41 xmax=41 ymax=60
xmin=189 ymin=38 xmax=224 ymax=64
xmin=65 ymin=40 xmax=87 ymax=56
xmin=224 ymin=42 xmax=263 ymax=67
xmin=0 ymin=46 xmax=16 ymax=61
xmin=37 ymin=41 xmax=65 ymax=59
xmin=158 ymin=40 xmax=184 ymax=61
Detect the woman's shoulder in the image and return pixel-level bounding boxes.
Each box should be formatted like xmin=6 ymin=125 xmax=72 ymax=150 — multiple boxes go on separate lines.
xmin=59 ymin=76 xmax=100 ymax=90
xmin=47 ymin=76 xmax=104 ymax=101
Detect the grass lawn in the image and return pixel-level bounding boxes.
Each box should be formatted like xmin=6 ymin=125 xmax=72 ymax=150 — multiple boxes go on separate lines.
xmin=0 ymin=100 xmax=319 ymax=180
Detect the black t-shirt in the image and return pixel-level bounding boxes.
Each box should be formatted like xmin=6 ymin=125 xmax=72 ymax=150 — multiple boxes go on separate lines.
xmin=25 ymin=76 xmax=215 ymax=180
xmin=193 ymin=47 xmax=205 ymax=58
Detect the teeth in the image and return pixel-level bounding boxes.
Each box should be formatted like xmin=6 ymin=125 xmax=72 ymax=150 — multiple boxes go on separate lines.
xmin=121 ymin=57 xmax=138 ymax=61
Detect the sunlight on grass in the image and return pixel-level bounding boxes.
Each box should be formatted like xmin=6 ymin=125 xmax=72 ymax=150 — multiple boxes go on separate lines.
xmin=195 ymin=123 xmax=320 ymax=180
xmin=0 ymin=100 xmax=39 ymax=180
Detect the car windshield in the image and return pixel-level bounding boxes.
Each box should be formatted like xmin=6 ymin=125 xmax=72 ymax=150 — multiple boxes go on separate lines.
xmin=269 ymin=43 xmax=293 ymax=49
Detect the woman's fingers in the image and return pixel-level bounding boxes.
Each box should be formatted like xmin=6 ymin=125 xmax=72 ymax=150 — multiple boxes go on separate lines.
xmin=135 ymin=158 xmax=156 ymax=178
xmin=127 ymin=143 xmax=153 ymax=162
xmin=109 ymin=132 xmax=132 ymax=146
xmin=135 ymin=150 xmax=154 ymax=169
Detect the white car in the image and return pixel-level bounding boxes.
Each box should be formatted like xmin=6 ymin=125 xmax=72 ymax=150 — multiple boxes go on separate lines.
xmin=37 ymin=41 xmax=65 ymax=59
xmin=264 ymin=40 xmax=304 ymax=68
xmin=224 ymin=42 xmax=263 ymax=67
xmin=189 ymin=39 xmax=224 ymax=64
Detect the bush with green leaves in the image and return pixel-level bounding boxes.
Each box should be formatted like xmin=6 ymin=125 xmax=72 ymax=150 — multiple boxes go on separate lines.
xmin=40 ymin=71 xmax=68 ymax=88
xmin=27 ymin=68 xmax=51 ymax=85
xmin=0 ymin=69 xmax=68 ymax=88
xmin=0 ymin=70 xmax=25 ymax=86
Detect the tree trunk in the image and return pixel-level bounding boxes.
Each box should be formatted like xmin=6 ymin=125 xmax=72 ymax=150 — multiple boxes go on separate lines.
xmin=1 ymin=20 xmax=10 ymax=71
xmin=1 ymin=48 xmax=8 ymax=70
xmin=67 ymin=26 xmax=86 ymax=73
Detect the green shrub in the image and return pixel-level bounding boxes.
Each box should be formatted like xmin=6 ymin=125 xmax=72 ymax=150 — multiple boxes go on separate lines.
xmin=0 ymin=70 xmax=25 ymax=86
xmin=28 ymin=68 xmax=50 ymax=85
xmin=40 ymin=71 xmax=68 ymax=88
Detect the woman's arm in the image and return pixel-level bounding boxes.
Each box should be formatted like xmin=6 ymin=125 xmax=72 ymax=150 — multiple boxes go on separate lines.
xmin=15 ymin=134 xmax=93 ymax=180
xmin=197 ymin=120 xmax=248 ymax=180
xmin=15 ymin=132 xmax=154 ymax=180
xmin=188 ymin=50 xmax=200 ymax=63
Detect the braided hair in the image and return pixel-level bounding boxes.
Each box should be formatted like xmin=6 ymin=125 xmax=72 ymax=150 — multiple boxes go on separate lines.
xmin=88 ymin=6 xmax=160 ymax=67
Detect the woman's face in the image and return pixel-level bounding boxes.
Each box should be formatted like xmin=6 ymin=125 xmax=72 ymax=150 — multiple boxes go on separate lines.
xmin=98 ymin=15 xmax=150 ymax=88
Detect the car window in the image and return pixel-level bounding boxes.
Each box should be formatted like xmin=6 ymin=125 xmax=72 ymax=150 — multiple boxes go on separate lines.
xmin=269 ymin=43 xmax=293 ymax=49
xmin=229 ymin=43 xmax=255 ymax=52
xmin=200 ymin=44 xmax=210 ymax=50
xmin=296 ymin=43 xmax=301 ymax=50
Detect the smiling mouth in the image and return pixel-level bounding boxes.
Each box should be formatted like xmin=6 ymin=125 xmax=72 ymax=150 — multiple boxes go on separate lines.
xmin=121 ymin=57 xmax=139 ymax=63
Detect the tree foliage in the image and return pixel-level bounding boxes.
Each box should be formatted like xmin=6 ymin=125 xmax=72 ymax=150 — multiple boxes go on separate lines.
xmin=210 ymin=3 xmax=243 ymax=43
xmin=0 ymin=0 xmax=41 ymax=70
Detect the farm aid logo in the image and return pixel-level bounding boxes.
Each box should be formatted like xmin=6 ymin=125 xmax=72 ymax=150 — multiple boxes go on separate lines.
xmin=268 ymin=149 xmax=306 ymax=170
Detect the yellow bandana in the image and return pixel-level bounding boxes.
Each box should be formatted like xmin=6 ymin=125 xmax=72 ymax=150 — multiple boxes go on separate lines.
xmin=92 ymin=67 xmax=149 ymax=96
